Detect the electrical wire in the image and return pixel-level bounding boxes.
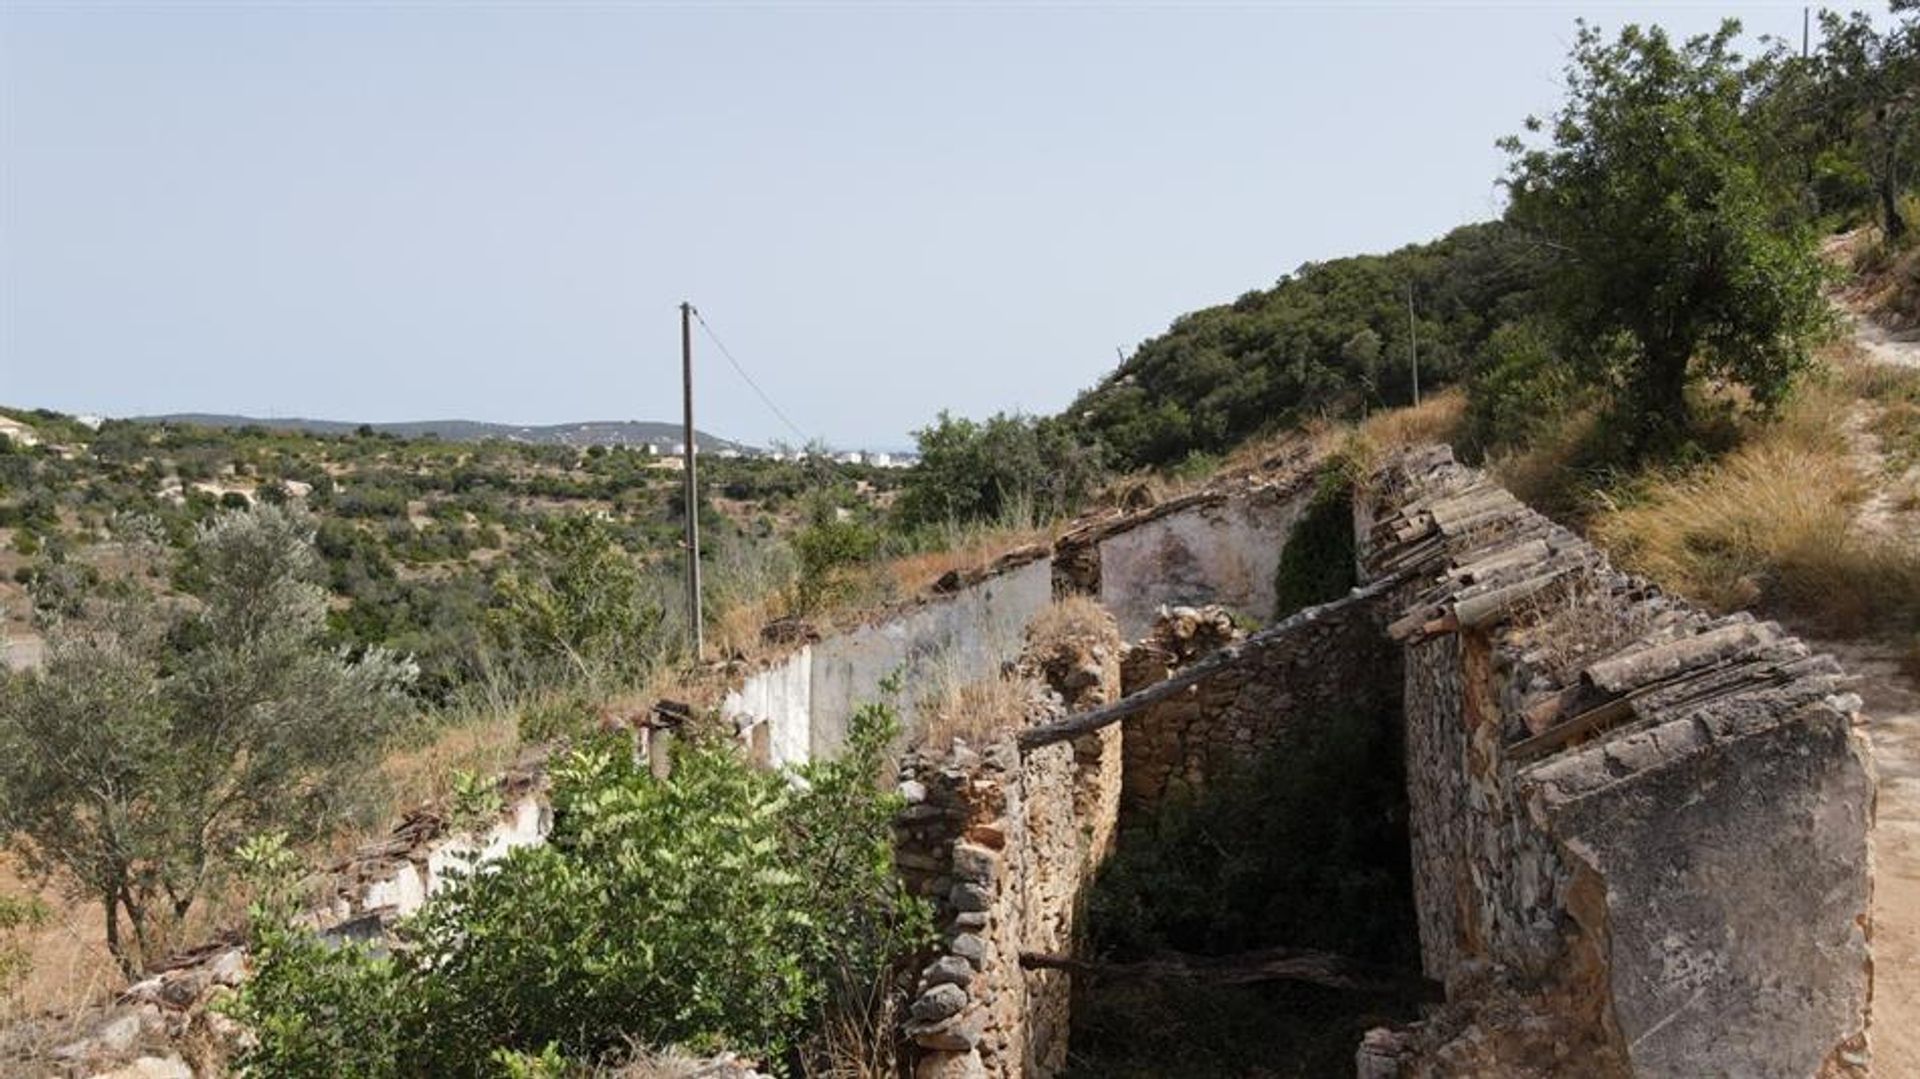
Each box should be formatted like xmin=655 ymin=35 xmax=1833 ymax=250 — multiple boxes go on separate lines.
xmin=688 ymin=307 xmax=814 ymax=448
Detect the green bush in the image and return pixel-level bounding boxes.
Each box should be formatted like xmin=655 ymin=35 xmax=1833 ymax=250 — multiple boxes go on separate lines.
xmin=792 ymin=513 xmax=881 ymax=613
xmin=1462 ymin=319 xmax=1580 ymax=455
xmin=1271 ymin=470 xmax=1357 ymax=620
xmin=231 ymin=699 xmax=930 ymax=1077
xmin=894 ymin=411 xmax=1101 ymax=530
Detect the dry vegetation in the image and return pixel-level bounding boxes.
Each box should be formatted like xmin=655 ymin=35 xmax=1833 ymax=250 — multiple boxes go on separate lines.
xmin=1579 ymin=360 xmax=1920 ymax=639
xmin=1352 ymin=388 xmax=1469 ymax=463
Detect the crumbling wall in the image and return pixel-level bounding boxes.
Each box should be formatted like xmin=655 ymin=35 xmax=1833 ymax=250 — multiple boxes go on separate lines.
xmin=810 ymin=556 xmax=1054 ymax=758
xmin=894 ymin=642 xmax=1125 ymax=1079
xmin=1088 ymin=486 xmax=1312 ymax=639
xmin=1360 ymin=445 xmax=1876 ymax=1079
xmin=723 ymin=556 xmax=1054 ymax=765
xmin=1116 ymin=602 xmax=1397 ymax=816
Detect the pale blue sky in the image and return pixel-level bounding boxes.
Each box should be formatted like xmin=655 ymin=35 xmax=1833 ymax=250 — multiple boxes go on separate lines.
xmin=1 ymin=1 xmax=1823 ymax=449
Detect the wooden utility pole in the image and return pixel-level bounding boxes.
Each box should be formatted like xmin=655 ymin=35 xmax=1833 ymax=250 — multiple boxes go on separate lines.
xmin=1407 ymin=283 xmax=1421 ymax=407
xmin=680 ymin=302 xmax=703 ymax=660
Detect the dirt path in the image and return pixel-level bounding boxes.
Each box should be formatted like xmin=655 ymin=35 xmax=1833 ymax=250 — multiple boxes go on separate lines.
xmin=1850 ymin=311 xmax=1920 ymax=370
xmin=1825 ymin=304 xmax=1920 ymax=1072
xmin=1810 ymin=637 xmax=1920 ymax=1075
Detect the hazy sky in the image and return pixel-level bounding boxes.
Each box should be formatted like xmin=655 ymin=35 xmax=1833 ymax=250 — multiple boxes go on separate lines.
xmin=1 ymin=2 xmax=1825 ymax=449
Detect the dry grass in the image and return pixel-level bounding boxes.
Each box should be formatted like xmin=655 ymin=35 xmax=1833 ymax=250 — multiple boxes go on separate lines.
xmin=1844 ymin=213 xmax=1920 ymax=330
xmin=1586 ymin=378 xmax=1920 ymax=635
xmin=1 ymin=857 xmax=119 ymax=1023
xmin=1353 ymin=389 xmax=1469 ymax=459
xmin=378 ymin=709 xmax=523 ymax=820
xmin=1026 ymin=593 xmax=1117 ymax=652
xmin=915 ymin=660 xmax=1035 ymax=754
xmin=882 ymin=521 xmax=1053 ymax=599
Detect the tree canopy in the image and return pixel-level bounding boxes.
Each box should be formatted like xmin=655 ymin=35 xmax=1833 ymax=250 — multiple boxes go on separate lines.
xmin=1500 ymin=19 xmax=1830 ymax=452
xmin=0 ymin=506 xmax=415 ymax=976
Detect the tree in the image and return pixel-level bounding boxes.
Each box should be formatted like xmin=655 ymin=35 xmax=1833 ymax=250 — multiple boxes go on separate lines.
xmin=1810 ymin=4 xmax=1919 ymax=241
xmin=0 ymin=506 xmax=414 ymax=977
xmin=895 ymin=411 xmax=1101 ymax=530
xmin=1502 ymin=20 xmax=1830 ymax=453
xmin=487 ymin=515 xmax=667 ymax=690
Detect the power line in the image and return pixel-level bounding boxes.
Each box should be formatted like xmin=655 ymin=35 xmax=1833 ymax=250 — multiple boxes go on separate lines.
xmin=688 ymin=307 xmax=813 ymax=447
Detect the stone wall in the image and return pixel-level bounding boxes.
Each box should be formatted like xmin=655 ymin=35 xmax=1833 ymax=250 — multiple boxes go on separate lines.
xmin=893 ymin=664 xmax=1125 ymax=1078
xmin=1116 ymin=602 xmax=1398 ymax=817
xmin=1359 ymin=445 xmax=1876 ymax=1078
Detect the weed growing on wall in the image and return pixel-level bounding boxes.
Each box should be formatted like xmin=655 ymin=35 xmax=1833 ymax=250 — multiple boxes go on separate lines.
xmin=1271 ymin=468 xmax=1358 ymax=620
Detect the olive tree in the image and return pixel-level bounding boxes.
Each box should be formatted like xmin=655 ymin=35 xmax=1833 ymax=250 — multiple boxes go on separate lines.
xmin=0 ymin=506 xmax=414 ymax=977
xmin=1502 ymin=20 xmax=1830 ymax=453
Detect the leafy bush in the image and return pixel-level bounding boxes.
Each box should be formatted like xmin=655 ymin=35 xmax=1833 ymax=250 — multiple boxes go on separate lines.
xmin=894 ymin=411 xmax=1100 ymax=529
xmin=1462 ymin=319 xmax=1581 ymax=455
xmin=231 ymin=699 xmax=931 ymax=1077
xmin=792 ymin=512 xmax=881 ymax=613
xmin=1271 ymin=470 xmax=1357 ymax=620
xmin=487 ymin=516 xmax=670 ymax=691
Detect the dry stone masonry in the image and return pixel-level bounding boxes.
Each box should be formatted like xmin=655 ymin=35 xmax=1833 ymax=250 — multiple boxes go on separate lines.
xmin=1356 ymin=445 xmax=1875 ymax=1078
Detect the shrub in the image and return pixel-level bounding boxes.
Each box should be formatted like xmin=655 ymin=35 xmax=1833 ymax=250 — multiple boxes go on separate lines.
xmin=792 ymin=513 xmax=881 ymax=614
xmin=232 ymin=699 xmax=930 ymax=1076
xmin=1083 ymin=704 xmax=1417 ymax=966
xmin=1272 ymin=469 xmax=1357 ymax=620
xmin=0 ymin=505 xmax=415 ymax=977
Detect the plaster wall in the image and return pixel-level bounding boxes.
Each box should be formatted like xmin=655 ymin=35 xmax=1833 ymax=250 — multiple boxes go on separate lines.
xmin=1097 ymin=489 xmax=1309 ymax=639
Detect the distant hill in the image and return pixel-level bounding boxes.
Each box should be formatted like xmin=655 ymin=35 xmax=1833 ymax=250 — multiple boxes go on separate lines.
xmin=131 ymin=414 xmax=757 ymax=453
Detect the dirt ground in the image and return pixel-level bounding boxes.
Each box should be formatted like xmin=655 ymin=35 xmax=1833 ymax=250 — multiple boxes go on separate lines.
xmin=1828 ymin=305 xmax=1920 ymax=1072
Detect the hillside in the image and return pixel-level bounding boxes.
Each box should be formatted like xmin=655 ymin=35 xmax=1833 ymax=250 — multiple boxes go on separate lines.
xmin=1065 ymin=221 xmax=1545 ymax=471
xmin=131 ymin=413 xmax=756 ymax=453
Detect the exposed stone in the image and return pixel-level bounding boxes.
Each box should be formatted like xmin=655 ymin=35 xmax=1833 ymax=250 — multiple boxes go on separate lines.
xmin=208 ymin=948 xmax=247 ymax=987
xmin=949 ymin=883 xmax=992 ymax=913
xmin=951 ymin=843 xmax=1001 ymax=886
xmin=88 ymin=1055 xmax=193 ymax=1079
xmin=950 ymin=933 xmax=989 ymax=970
xmin=914 ymin=1046 xmax=987 ymax=1078
xmin=910 ymin=983 xmax=969 ymax=1024
xmin=922 ymin=955 xmax=975 ymax=989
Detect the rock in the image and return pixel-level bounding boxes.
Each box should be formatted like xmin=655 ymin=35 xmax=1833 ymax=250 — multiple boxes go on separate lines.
xmin=207 ymin=948 xmax=247 ymax=987
xmin=88 ymin=1055 xmax=193 ymax=1079
xmin=94 ymin=1013 xmax=144 ymax=1054
xmin=949 ymin=883 xmax=992 ymax=913
xmin=909 ymin=1006 xmax=986 ymax=1052
xmin=950 ymin=933 xmax=989 ymax=969
xmin=158 ymin=969 xmax=210 ymax=1008
xmin=951 ymin=843 xmax=1001 ymax=886
xmin=953 ymin=911 xmax=989 ymax=930
xmin=914 ymin=1046 xmax=987 ymax=1078
xmin=909 ymin=983 xmax=968 ymax=1023
xmin=965 ymin=822 xmax=1007 ymax=850
xmin=922 ymin=954 xmax=974 ymax=989
xmin=898 ymin=779 xmax=928 ymax=804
